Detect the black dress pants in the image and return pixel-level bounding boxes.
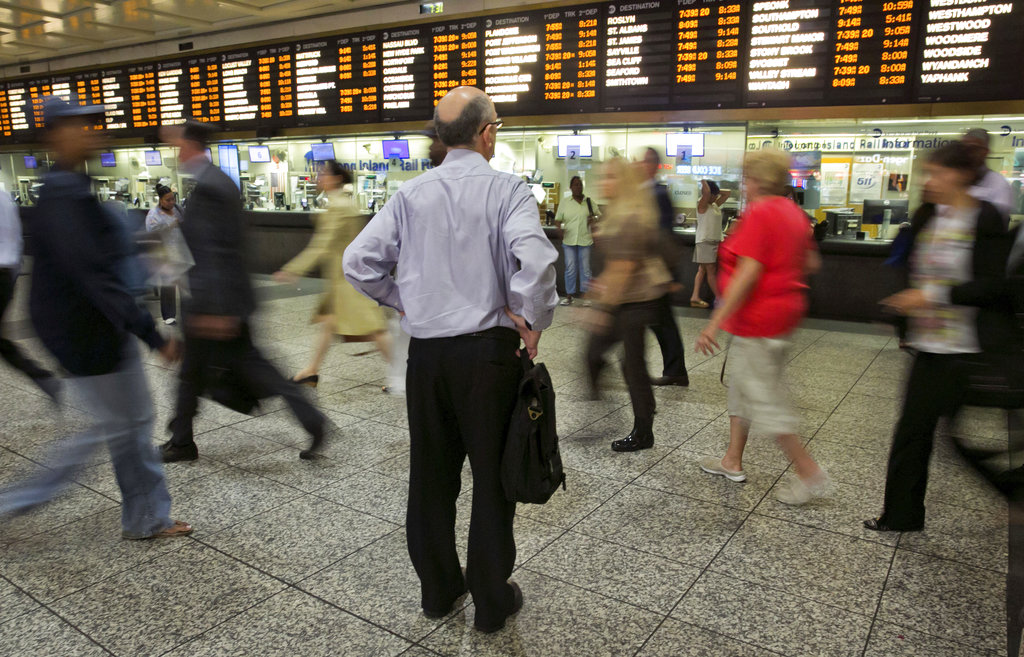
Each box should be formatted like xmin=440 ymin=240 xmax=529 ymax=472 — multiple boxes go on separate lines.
xmin=405 ymin=328 xmax=521 ymax=629
xmin=169 ymin=322 xmax=325 ymax=446
xmin=587 ymin=299 xmax=659 ymax=421
xmin=881 ymin=352 xmax=964 ymax=528
xmin=0 ymin=268 xmax=50 ymax=382
xmin=648 ymin=294 xmax=687 ymax=378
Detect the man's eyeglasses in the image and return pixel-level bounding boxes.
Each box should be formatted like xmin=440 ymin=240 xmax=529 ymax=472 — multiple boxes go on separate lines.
xmin=479 ymin=118 xmax=503 ymax=135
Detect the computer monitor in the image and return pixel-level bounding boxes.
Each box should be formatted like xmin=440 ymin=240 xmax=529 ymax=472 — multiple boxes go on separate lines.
xmin=666 ymin=133 xmax=706 ymax=158
xmin=790 ymin=150 xmax=822 ymax=171
xmin=239 ymin=159 xmax=249 ymax=173
xmin=861 ymin=199 xmax=909 ymax=225
xmin=217 ymin=144 xmax=241 ymax=190
xmin=23 ymin=156 xmax=37 ymax=169
xmin=144 ymin=150 xmax=162 ymax=166
xmin=100 ymin=152 xmax=116 ymax=167
xmin=311 ymin=143 xmax=335 ymax=161
xmin=382 ymin=139 xmax=410 ymax=159
xmin=248 ymin=145 xmax=271 ymax=163
xmin=557 ymin=135 xmax=592 ymax=158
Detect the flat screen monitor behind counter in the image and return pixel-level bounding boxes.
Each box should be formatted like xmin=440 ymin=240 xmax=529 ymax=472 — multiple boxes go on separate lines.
xmin=382 ymin=139 xmax=410 ymax=159
xmin=100 ymin=152 xmax=116 ymax=167
xmin=861 ymin=199 xmax=909 ymax=226
xmin=557 ymin=135 xmax=592 ymax=159
xmin=666 ymin=133 xmax=705 ymax=158
xmin=217 ymin=144 xmax=241 ymax=190
xmin=23 ymin=156 xmax=36 ymax=169
xmin=311 ymin=143 xmax=335 ymax=161
xmin=248 ymin=145 xmax=271 ymax=163
xmin=144 ymin=150 xmax=162 ymax=166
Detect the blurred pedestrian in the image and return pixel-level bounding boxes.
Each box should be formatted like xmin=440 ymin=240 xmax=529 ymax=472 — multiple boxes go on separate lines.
xmin=695 ymin=149 xmax=829 ymax=505
xmin=0 ymin=188 xmax=59 ymax=400
xmin=963 ymin=128 xmax=1014 ymax=223
xmin=0 ymin=96 xmax=190 ymax=540
xmin=690 ymin=179 xmax=730 ymax=308
xmin=344 ymin=86 xmax=557 ymax=633
xmin=865 ymin=142 xmax=1016 ymax=532
xmin=274 ymin=160 xmax=390 ymax=386
xmin=159 ymin=119 xmax=328 ymax=463
xmin=585 ymin=157 xmax=672 ymax=452
xmin=639 ymin=147 xmax=689 ymax=387
xmin=145 ymin=184 xmax=184 ymax=325
xmin=555 ymin=175 xmax=597 ymax=306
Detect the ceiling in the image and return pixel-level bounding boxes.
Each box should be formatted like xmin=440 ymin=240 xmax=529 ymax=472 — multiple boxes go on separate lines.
xmin=0 ymin=0 xmax=407 ymax=65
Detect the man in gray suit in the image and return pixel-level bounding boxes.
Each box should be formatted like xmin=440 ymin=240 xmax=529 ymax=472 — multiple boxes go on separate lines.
xmin=160 ymin=120 xmax=327 ymax=462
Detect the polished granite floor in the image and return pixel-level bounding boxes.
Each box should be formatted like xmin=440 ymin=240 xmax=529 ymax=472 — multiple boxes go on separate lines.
xmin=0 ymin=275 xmax=1012 ymax=657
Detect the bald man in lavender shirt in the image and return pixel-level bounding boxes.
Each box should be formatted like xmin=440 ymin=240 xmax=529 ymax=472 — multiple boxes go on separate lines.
xmin=344 ymin=87 xmax=558 ymax=634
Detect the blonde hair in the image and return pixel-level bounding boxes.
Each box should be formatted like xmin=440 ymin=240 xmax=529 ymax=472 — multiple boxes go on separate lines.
xmin=601 ymin=157 xmax=657 ymax=234
xmin=743 ymin=149 xmax=791 ymax=196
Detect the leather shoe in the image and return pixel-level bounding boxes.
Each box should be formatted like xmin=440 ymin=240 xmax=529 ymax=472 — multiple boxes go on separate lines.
xmin=299 ymin=427 xmax=325 ymax=460
xmin=612 ymin=418 xmax=654 ymax=452
xmin=651 ymin=375 xmax=689 ymax=387
xmin=475 ymin=581 xmax=524 ymax=633
xmin=160 ymin=441 xmax=198 ymax=463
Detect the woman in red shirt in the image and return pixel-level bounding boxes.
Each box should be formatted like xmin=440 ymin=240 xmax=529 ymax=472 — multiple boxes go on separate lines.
xmin=695 ymin=149 xmax=829 ymax=505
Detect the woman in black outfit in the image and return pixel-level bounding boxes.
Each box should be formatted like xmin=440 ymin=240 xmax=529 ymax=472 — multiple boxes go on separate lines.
xmin=865 ymin=142 xmax=1017 ymax=533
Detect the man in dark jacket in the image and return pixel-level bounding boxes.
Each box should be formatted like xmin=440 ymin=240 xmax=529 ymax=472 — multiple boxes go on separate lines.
xmin=640 ymin=147 xmax=689 ymax=387
xmin=160 ymin=120 xmax=327 ymax=462
xmin=0 ymin=96 xmax=191 ymax=540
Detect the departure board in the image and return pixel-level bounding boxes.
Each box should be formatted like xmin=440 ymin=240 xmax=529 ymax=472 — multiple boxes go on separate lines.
xmin=156 ymin=61 xmax=187 ymax=124
xmin=0 ymin=89 xmax=10 ymax=138
xmin=254 ymin=44 xmax=295 ymax=123
xmin=219 ymin=50 xmax=259 ymax=127
xmin=380 ymin=26 xmax=433 ymax=121
xmin=826 ymin=0 xmax=917 ymax=105
xmin=483 ymin=12 xmax=545 ymax=107
xmin=915 ymin=0 xmax=1024 ymax=102
xmin=336 ymin=32 xmax=382 ymax=123
xmin=745 ymin=0 xmax=834 ymax=106
xmin=128 ymin=63 xmax=159 ymax=129
xmin=0 ymin=0 xmax=1022 ymax=145
xmin=672 ymin=1 xmax=745 ymax=109
xmin=187 ymin=55 xmax=223 ymax=124
xmin=430 ymin=19 xmax=481 ymax=106
xmin=602 ymin=1 xmax=675 ymax=111
xmin=539 ymin=5 xmax=601 ymax=112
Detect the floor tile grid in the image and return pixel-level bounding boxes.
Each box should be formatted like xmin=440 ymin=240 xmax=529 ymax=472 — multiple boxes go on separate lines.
xmin=0 ymin=572 xmax=119 ymax=656
xmin=169 ymin=529 xmax=444 ymax=657
xmin=776 ymin=335 xmax=1010 ymax=656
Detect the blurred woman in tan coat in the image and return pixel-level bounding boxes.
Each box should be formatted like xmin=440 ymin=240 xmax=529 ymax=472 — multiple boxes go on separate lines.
xmin=274 ymin=160 xmax=390 ymax=386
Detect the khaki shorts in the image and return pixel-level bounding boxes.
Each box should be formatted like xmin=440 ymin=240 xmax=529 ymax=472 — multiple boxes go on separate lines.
xmin=693 ymin=241 xmax=719 ymax=264
xmin=726 ymin=335 xmax=799 ymax=436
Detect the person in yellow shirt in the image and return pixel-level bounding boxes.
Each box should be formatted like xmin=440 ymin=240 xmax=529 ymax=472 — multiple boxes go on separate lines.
xmin=555 ymin=175 xmax=598 ymax=306
xmin=274 ymin=160 xmax=390 ymax=386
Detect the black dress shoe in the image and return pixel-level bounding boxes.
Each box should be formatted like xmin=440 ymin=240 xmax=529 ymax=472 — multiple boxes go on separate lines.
xmin=299 ymin=429 xmax=325 ymax=460
xmin=474 ymin=581 xmax=524 ymax=634
xmin=612 ymin=418 xmax=654 ymax=452
xmin=292 ymin=374 xmax=319 ymax=388
xmin=651 ymin=375 xmax=689 ymax=387
xmin=863 ymin=517 xmax=923 ymax=532
xmin=160 ymin=441 xmax=198 ymax=463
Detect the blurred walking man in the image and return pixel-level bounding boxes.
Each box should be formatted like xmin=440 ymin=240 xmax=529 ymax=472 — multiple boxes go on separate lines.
xmin=160 ymin=120 xmax=328 ymax=462
xmin=0 ymin=96 xmax=190 ymax=540
xmin=344 ymin=87 xmax=558 ymax=633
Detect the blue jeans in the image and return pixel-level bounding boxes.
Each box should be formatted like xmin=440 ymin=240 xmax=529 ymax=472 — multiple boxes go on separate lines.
xmin=563 ymin=244 xmax=592 ymax=296
xmin=0 ymin=343 xmax=172 ymax=538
